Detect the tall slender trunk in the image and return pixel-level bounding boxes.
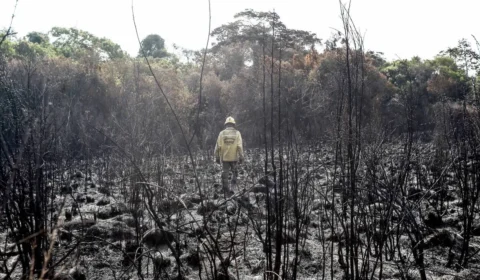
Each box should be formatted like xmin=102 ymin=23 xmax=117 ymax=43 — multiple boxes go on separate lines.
xmin=262 ymin=27 xmax=273 ymax=279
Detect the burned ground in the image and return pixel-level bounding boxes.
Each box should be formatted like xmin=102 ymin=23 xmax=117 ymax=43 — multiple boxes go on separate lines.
xmin=2 ymin=144 xmax=479 ymax=279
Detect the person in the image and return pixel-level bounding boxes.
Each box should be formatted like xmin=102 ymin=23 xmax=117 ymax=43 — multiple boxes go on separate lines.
xmin=214 ymin=116 xmax=244 ymax=196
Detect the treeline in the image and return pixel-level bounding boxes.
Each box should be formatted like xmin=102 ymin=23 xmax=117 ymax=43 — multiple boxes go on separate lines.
xmin=1 ymin=11 xmax=478 ymax=156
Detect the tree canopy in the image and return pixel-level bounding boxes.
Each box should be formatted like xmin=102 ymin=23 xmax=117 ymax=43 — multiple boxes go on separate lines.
xmin=26 ymin=31 xmax=49 ymax=44
xmin=138 ymin=34 xmax=169 ymax=58
xmin=211 ymin=9 xmax=320 ymax=67
xmin=50 ymin=27 xmax=125 ymax=60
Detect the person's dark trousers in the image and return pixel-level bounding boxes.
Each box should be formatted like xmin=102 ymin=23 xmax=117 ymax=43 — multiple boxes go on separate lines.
xmin=221 ymin=161 xmax=238 ymax=196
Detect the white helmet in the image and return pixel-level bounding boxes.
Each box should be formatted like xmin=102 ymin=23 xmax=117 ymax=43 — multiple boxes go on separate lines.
xmin=225 ymin=116 xmax=236 ymax=125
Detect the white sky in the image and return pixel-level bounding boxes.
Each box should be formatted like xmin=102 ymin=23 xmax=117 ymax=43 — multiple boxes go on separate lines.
xmin=1 ymin=0 xmax=479 ymax=61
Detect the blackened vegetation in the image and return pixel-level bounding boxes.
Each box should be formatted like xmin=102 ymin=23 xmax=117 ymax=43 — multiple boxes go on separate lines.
xmin=1 ymin=3 xmax=480 ymax=280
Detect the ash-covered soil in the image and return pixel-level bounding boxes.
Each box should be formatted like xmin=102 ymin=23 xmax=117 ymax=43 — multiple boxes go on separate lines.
xmin=1 ymin=146 xmax=480 ymax=280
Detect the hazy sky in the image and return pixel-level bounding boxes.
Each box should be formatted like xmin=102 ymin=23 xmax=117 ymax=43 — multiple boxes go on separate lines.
xmin=1 ymin=0 xmax=479 ymax=61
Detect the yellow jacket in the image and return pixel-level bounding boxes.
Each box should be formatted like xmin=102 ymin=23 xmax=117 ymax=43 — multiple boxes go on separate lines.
xmin=214 ymin=127 xmax=244 ymax=162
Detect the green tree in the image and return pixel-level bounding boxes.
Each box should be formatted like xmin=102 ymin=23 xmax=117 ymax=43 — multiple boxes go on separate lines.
xmin=381 ymin=57 xmax=435 ymax=132
xmin=138 ymin=34 xmax=169 ymax=58
xmin=50 ymin=27 xmax=125 ymax=60
xmin=14 ymin=40 xmax=53 ymax=61
xmin=0 ymin=35 xmax=15 ymax=57
xmin=427 ymin=56 xmax=470 ymax=101
xmin=441 ymin=39 xmax=479 ymax=101
xmin=442 ymin=39 xmax=479 ymax=76
xmin=26 ymin=31 xmax=49 ymax=44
